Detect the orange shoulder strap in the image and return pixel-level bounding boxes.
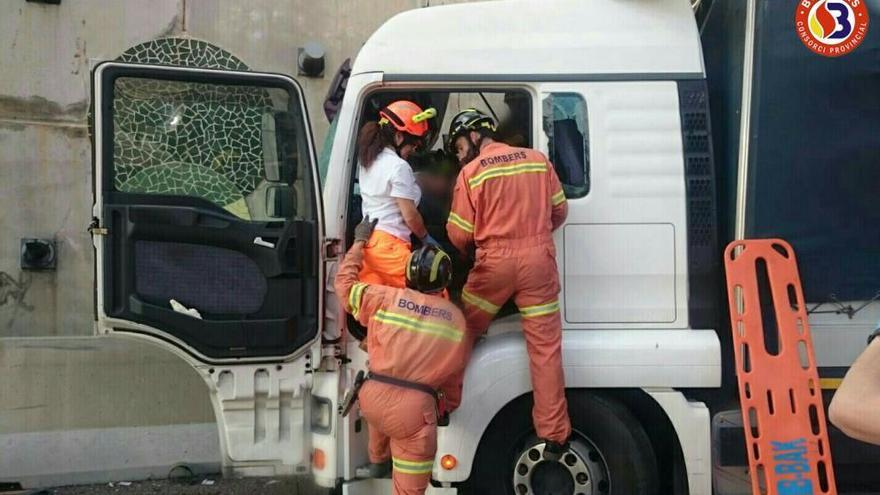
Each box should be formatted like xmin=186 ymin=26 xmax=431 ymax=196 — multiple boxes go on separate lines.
xmin=724 ymin=239 xmax=837 ymax=495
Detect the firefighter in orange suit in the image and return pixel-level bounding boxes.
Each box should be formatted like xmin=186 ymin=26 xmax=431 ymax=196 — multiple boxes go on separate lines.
xmin=445 ymin=109 xmax=572 ymax=459
xmin=335 ymin=217 xmax=470 ymax=495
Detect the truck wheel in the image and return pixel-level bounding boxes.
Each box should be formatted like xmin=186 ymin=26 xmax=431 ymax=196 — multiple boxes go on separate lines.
xmin=468 ymin=391 xmax=659 ymax=495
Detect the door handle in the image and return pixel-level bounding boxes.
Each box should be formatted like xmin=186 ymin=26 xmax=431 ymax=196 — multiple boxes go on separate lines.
xmin=253 ymin=237 xmax=276 ymax=249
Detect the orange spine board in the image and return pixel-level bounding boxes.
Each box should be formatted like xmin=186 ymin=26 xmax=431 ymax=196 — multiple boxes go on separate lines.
xmin=724 ymin=239 xmax=837 ymax=495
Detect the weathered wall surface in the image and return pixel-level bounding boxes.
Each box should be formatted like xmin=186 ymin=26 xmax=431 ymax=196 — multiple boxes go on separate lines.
xmin=0 ymin=0 xmax=473 ymax=487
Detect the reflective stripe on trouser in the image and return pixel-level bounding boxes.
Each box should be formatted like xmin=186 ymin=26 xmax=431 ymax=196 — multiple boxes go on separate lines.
xmin=459 ymin=242 xmax=571 ymax=443
xmin=359 ymin=229 xmax=411 ymax=289
xmin=359 ymin=381 xmax=437 ymax=495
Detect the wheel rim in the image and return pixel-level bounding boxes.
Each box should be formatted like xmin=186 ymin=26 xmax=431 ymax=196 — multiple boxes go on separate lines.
xmin=511 ymin=435 xmax=609 ymax=495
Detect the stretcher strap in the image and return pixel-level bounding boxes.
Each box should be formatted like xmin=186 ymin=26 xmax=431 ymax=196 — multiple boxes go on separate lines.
xmin=724 ymin=239 xmax=837 ymax=495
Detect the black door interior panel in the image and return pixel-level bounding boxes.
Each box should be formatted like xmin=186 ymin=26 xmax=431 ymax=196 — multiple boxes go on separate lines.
xmin=135 ymin=240 xmax=268 ymax=315
xmin=103 ymin=197 xmax=318 ymax=359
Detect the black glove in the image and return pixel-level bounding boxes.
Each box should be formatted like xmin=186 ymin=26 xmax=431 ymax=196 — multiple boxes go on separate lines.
xmin=354 ymin=215 xmax=378 ymax=243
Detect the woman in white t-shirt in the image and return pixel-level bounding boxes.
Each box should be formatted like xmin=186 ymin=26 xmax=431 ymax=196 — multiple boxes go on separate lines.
xmin=355 ymin=100 xmax=440 ymax=288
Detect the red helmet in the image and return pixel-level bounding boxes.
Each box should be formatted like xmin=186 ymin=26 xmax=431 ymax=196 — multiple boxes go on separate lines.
xmin=379 ymin=100 xmax=437 ymax=138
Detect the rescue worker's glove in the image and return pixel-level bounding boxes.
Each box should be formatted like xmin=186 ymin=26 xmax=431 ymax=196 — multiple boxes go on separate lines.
xmin=421 ymin=233 xmax=441 ymax=248
xmin=354 ymin=216 xmax=378 ymax=243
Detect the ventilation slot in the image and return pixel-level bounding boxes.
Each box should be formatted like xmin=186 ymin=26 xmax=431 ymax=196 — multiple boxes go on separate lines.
xmin=677 ymin=79 xmax=719 ymax=330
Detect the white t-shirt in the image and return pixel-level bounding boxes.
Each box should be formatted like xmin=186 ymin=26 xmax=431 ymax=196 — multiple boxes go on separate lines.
xmin=359 ymin=147 xmax=422 ymax=241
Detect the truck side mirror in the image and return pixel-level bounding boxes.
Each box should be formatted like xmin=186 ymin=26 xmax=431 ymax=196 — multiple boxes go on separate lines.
xmin=266 ymin=185 xmax=297 ymax=219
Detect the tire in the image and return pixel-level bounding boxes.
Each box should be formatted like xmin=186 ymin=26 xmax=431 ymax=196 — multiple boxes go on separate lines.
xmin=467 ymin=390 xmax=659 ymax=495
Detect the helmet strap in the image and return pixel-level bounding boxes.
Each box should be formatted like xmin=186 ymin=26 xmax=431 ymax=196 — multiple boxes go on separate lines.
xmin=394 ymin=132 xmax=424 ymax=157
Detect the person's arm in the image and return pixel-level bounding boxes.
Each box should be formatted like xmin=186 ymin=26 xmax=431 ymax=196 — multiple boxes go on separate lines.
xmin=545 ymin=158 xmax=569 ymax=231
xmin=334 ymin=218 xmax=386 ymax=326
xmin=446 ymin=172 xmax=476 ymax=254
xmin=828 ymin=337 xmax=880 ymax=445
xmin=334 ymin=240 xmax=368 ymax=316
xmin=389 ymin=160 xmax=431 ymax=241
xmin=396 ymin=197 xmax=428 ymax=239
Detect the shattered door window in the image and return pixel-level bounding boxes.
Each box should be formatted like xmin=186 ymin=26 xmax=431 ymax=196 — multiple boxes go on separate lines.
xmin=542 ymin=93 xmax=590 ymax=198
xmin=112 ymin=77 xmax=310 ymax=221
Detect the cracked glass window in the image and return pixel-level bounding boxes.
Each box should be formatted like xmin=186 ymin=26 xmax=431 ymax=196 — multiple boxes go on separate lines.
xmin=542 ymin=92 xmax=589 ymax=198
xmin=112 ymin=77 xmax=312 ymax=221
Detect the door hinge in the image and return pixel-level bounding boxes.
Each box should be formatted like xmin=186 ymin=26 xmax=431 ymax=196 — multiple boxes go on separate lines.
xmin=324 ymin=238 xmax=342 ymax=259
xmin=87 ymin=217 xmax=108 ymax=236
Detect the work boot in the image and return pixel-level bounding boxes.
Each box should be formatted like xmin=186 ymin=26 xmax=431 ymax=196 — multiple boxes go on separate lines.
xmin=355 ymin=459 xmax=392 ymax=478
xmin=542 ymin=440 xmax=570 ymax=462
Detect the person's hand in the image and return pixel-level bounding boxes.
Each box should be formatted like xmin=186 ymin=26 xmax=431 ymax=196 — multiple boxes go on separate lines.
xmin=421 ymin=233 xmax=441 ymax=248
xmin=354 ymin=216 xmax=378 ymax=243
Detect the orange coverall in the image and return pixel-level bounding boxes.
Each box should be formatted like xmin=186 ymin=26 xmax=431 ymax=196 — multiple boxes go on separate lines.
xmin=335 ymin=242 xmax=470 ymax=495
xmin=446 ymin=141 xmax=571 ymax=444
xmin=359 ymin=229 xmax=411 ymax=288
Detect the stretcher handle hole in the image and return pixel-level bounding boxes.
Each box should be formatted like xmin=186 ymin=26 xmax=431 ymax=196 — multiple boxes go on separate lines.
xmin=741 ymin=343 xmax=752 ymax=373
xmin=766 ymin=390 xmax=775 ymax=415
xmin=789 ymin=388 xmax=797 ymax=414
xmin=787 ymin=284 xmax=800 ymax=311
xmin=818 ymin=460 xmax=830 ymax=492
xmin=797 ymin=340 xmax=810 ymax=369
xmin=748 ymin=407 xmax=760 ymax=438
xmin=744 ymin=382 xmax=752 ymax=399
xmin=755 ymin=464 xmax=768 ymax=494
xmin=818 ymin=438 xmax=825 ymax=456
xmin=729 ymin=243 xmax=746 ymax=261
xmin=808 ymin=378 xmax=817 ymax=396
xmin=752 ymin=442 xmax=760 ymax=461
xmin=771 ymin=242 xmax=790 ymax=258
xmin=756 ymin=258 xmax=782 ymax=356
xmin=733 ymin=285 xmax=745 ymax=315
xmin=809 ymin=404 xmax=821 ymax=435
xmin=736 ymin=321 xmax=745 ymax=337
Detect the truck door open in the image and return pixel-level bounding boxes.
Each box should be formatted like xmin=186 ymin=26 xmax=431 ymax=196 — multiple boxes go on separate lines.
xmin=90 ymin=62 xmax=324 ymax=475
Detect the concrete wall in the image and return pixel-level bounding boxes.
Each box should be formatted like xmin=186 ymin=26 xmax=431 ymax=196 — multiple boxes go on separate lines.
xmin=0 ymin=0 xmax=474 ymax=487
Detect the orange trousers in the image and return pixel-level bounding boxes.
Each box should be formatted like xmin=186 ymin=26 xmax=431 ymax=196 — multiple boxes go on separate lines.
xmin=359 ymin=381 xmax=437 ymax=495
xmin=460 ymin=239 xmax=571 ymax=443
xmin=359 ymin=230 xmax=411 ymax=289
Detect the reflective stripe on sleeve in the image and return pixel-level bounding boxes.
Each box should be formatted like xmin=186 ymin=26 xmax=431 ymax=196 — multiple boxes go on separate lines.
xmin=349 ymin=282 xmax=368 ymax=318
xmin=447 ymin=212 xmax=474 ymax=233
xmin=551 ymin=189 xmax=567 ymax=206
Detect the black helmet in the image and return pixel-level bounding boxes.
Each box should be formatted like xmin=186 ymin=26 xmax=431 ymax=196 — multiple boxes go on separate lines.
xmin=446 ymin=108 xmax=497 ymax=153
xmin=405 ymin=245 xmax=452 ymax=294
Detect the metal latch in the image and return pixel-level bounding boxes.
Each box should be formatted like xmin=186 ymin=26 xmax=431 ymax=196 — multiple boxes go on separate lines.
xmin=87 ymin=217 xmax=108 ymax=236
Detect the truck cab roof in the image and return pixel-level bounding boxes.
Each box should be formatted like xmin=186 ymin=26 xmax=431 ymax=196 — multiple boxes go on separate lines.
xmin=352 ymin=0 xmax=705 ymax=80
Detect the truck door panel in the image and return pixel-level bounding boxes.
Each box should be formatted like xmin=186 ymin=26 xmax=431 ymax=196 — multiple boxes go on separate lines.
xmin=91 ymin=62 xmax=324 ymax=474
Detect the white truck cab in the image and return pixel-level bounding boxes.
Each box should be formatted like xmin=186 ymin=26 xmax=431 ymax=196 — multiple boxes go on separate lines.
xmin=91 ymin=1 xmax=723 ymax=493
